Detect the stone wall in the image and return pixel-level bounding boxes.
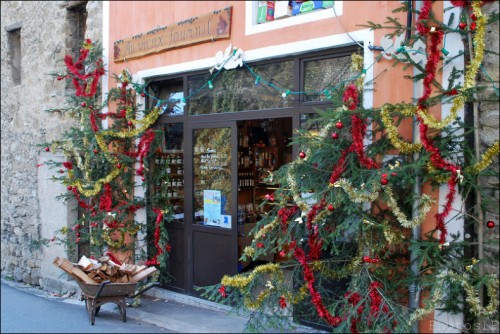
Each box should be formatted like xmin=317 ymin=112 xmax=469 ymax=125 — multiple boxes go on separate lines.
xmin=479 ymin=1 xmax=499 ymax=276
xmin=1 ymin=1 xmax=102 ymax=288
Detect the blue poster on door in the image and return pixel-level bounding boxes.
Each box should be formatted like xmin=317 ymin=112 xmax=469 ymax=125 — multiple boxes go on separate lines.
xmin=203 ymin=190 xmax=222 ymax=226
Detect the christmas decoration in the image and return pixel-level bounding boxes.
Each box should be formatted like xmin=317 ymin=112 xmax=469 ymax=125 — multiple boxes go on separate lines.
xmin=39 ymin=40 xmax=171 ymax=283
xmin=486 ymin=221 xmax=495 ymax=229
xmin=197 ymin=2 xmax=499 ymax=333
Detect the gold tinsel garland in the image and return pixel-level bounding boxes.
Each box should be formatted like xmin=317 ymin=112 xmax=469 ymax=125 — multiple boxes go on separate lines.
xmin=418 ymin=3 xmax=485 ymax=129
xmin=465 ymin=141 xmax=500 ymax=174
xmin=254 ymin=217 xmax=279 ymax=240
xmin=409 ymin=271 xmax=499 ymax=325
xmin=333 ymin=178 xmax=380 ymax=203
xmin=380 ymin=104 xmax=422 ymax=154
xmin=221 ymin=263 xmax=284 ymax=309
xmin=101 ymin=224 xmax=141 ymax=249
xmin=67 ymin=107 xmax=161 ymax=197
xmin=383 ymin=186 xmax=434 ymax=228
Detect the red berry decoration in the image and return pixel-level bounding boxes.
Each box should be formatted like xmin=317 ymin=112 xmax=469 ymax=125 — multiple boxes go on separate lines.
xmin=67 ymin=186 xmax=72 ymax=191
xmin=44 ymin=147 xmax=50 ymax=152
xmin=81 ymin=102 xmax=86 ymax=107
xmin=327 ymin=204 xmax=335 ymax=212
xmin=470 ymin=13 xmax=477 ymax=21
xmin=459 ymin=22 xmax=467 ymax=30
xmin=470 ymin=22 xmax=476 ymax=31
xmin=335 ymin=121 xmax=343 ymax=129
xmin=299 ymin=151 xmax=306 ymax=159
xmin=486 ymin=220 xmax=495 ymax=229
xmin=381 ymin=178 xmax=388 ymax=185
xmin=332 ymin=132 xmax=339 ymax=139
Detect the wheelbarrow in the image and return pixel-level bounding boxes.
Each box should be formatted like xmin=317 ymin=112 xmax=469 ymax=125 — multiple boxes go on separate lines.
xmin=76 ymin=280 xmax=160 ymax=325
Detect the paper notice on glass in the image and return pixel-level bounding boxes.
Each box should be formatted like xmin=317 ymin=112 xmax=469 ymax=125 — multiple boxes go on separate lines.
xmin=203 ymin=190 xmax=222 ymax=226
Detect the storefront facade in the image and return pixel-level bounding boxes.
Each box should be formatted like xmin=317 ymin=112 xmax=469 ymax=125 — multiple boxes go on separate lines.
xmin=105 ymin=2 xmax=463 ymax=330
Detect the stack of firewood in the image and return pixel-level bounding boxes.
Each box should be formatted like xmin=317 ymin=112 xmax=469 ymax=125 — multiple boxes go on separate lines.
xmin=53 ymin=255 xmax=157 ymax=285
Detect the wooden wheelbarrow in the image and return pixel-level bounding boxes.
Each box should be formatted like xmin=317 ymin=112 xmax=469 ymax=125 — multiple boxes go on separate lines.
xmin=53 ymin=256 xmax=158 ymax=325
xmin=77 ymin=280 xmax=159 ymax=325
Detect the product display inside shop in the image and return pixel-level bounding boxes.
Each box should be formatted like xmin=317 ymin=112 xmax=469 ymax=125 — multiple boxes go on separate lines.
xmin=237 ymin=118 xmax=292 ymax=271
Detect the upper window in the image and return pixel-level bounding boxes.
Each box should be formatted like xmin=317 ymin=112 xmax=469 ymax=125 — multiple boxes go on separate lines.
xmin=148 ymin=45 xmax=360 ymax=117
xmin=187 ymin=60 xmax=294 ymax=115
xmin=303 ymin=54 xmax=356 ymax=103
xmin=245 ymin=1 xmax=343 ymax=36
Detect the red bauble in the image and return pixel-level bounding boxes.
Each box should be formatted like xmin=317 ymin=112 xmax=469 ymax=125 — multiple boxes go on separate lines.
xmin=470 ymin=13 xmax=477 ymax=21
xmin=141 ymin=92 xmax=146 ymax=97
xmin=332 ymin=132 xmax=339 ymax=139
xmin=93 ymin=149 xmax=98 ymax=154
xmin=335 ymin=121 xmax=343 ymax=129
xmin=67 ymin=185 xmax=72 ymax=191
xmin=382 ymin=173 xmax=388 ymax=178
xmin=381 ymin=178 xmax=388 ymax=185
xmin=470 ymin=22 xmax=476 ymax=30
xmin=362 ymin=256 xmax=371 ymax=263
xmin=44 ymin=147 xmax=50 ymax=152
xmin=141 ymin=177 xmax=145 ymax=182
xmin=81 ymin=102 xmax=86 ymax=107
xmin=116 ymin=163 xmax=122 ymax=169
xmin=127 ymin=121 xmax=133 ymax=126
xmin=327 ymin=204 xmax=335 ymax=212
xmin=391 ymin=172 xmax=397 ymax=177
xmin=486 ymin=220 xmax=495 ymax=229
xmin=459 ymin=22 xmax=467 ymax=30
xmin=299 ymin=151 xmax=306 ymax=159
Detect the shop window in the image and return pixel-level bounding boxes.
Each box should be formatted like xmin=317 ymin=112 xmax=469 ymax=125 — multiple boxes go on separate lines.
xmin=6 ymin=27 xmax=21 ymax=86
xmin=303 ymin=54 xmax=356 ymax=102
xmin=148 ymin=78 xmax=184 ymax=116
xmin=187 ymin=60 xmax=294 ymax=115
xmin=245 ymin=1 xmax=342 ymax=36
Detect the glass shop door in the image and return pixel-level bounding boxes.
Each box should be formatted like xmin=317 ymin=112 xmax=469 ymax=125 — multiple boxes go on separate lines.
xmin=186 ymin=122 xmax=238 ymax=293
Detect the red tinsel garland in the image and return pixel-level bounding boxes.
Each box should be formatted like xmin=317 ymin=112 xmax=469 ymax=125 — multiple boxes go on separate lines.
xmin=145 ymin=208 xmax=164 ymax=266
xmin=415 ymin=0 xmax=460 ymax=244
xmin=277 ymin=205 xmax=299 ymax=233
xmin=348 ymin=114 xmax=380 ymax=170
xmin=89 ymin=111 xmax=99 ymax=132
xmin=135 ymin=129 xmax=156 ymax=176
xmin=99 ymin=183 xmax=113 ymax=212
xmin=306 ymin=203 xmax=325 ymax=261
xmin=329 ymin=83 xmax=379 ymax=184
xmin=343 ymin=84 xmax=359 ymax=111
xmin=71 ymin=187 xmax=93 ymax=209
xmin=292 ymin=241 xmax=342 ymax=327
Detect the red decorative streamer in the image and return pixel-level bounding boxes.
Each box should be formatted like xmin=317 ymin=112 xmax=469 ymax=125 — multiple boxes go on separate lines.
xmin=99 ymin=183 xmax=113 ymax=212
xmin=415 ymin=0 xmax=459 ymax=243
xmin=146 ymin=208 xmax=164 ymax=266
xmin=292 ymin=242 xmax=342 ymax=327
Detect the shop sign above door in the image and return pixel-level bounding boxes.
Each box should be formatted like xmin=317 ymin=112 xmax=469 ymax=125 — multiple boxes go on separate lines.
xmin=113 ymin=6 xmax=232 ymax=62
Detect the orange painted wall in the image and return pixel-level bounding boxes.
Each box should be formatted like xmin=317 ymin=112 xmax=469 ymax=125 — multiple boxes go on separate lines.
xmin=107 ymin=1 xmax=406 ymax=79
